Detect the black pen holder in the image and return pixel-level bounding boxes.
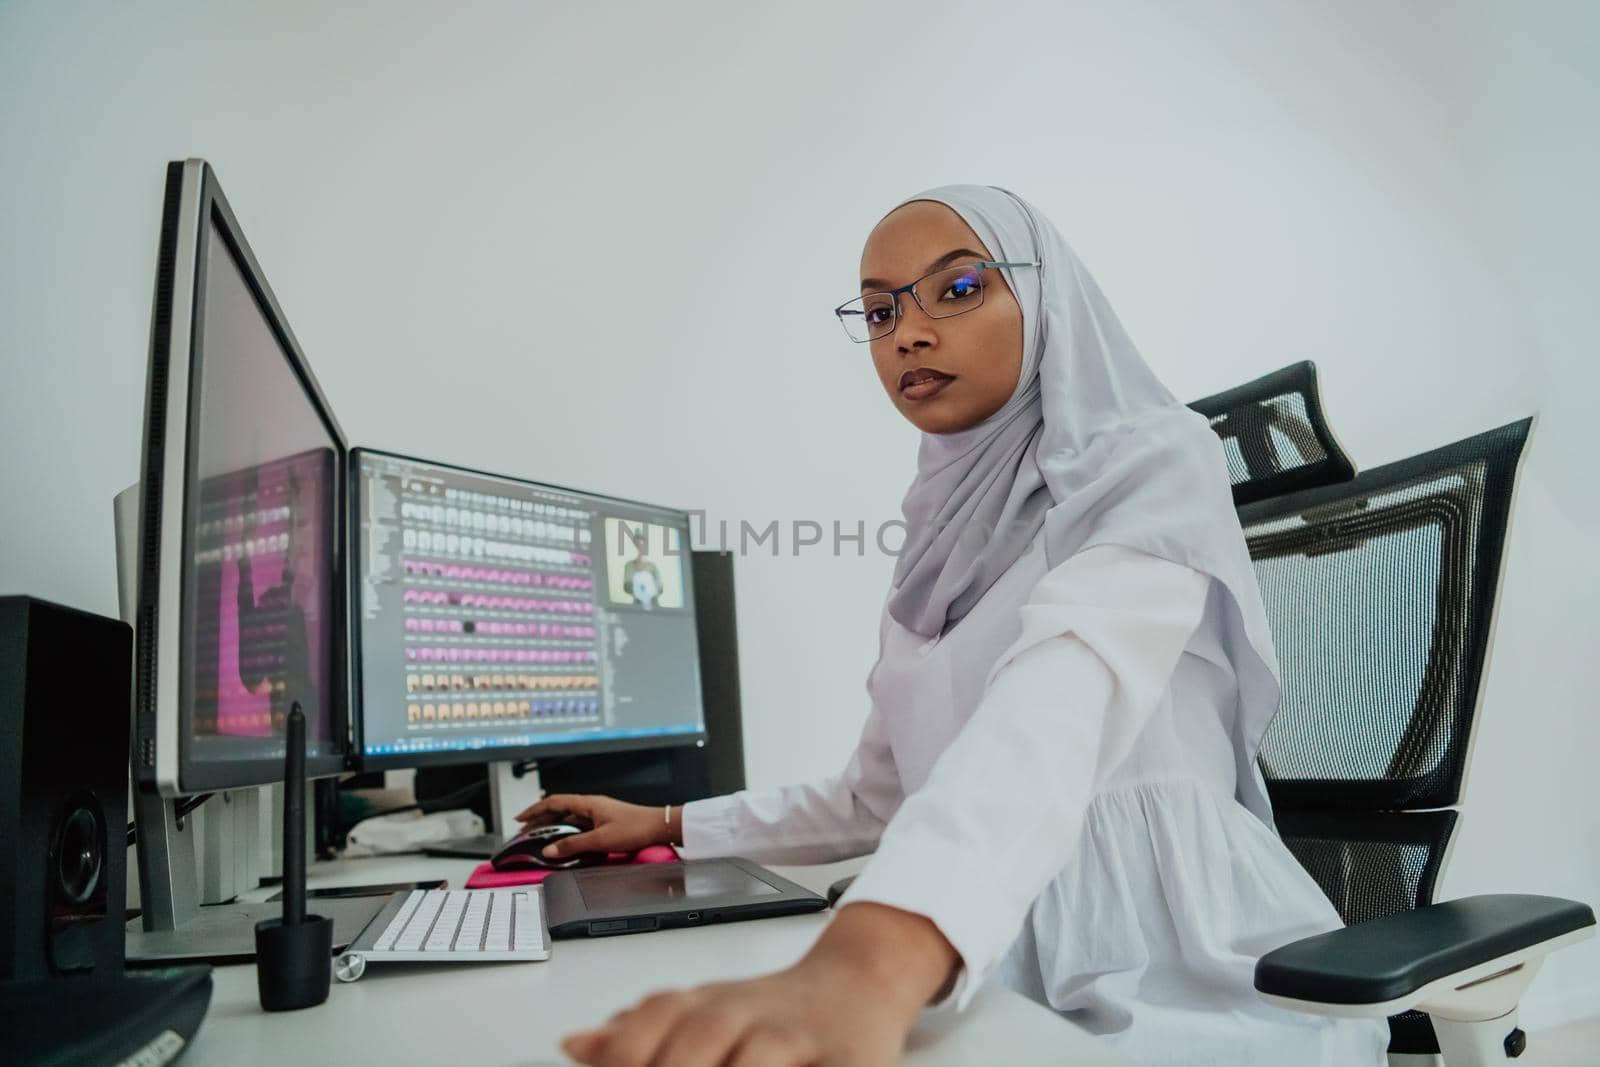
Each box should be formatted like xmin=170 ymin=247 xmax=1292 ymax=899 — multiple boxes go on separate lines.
xmin=254 ymin=913 xmax=333 ymax=1011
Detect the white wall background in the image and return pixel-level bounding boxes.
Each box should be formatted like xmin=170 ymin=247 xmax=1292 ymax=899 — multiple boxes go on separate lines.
xmin=3 ymin=0 xmax=1596 ymax=1028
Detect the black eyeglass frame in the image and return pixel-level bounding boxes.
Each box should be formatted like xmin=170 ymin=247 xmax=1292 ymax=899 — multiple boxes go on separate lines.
xmin=833 ymin=260 xmax=1040 ymax=343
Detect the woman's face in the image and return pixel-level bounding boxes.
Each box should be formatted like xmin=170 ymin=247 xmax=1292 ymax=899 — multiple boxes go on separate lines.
xmin=859 ymin=200 xmax=1025 ymax=435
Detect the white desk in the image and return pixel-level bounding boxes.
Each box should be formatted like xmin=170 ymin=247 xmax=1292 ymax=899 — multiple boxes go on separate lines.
xmin=184 ymin=853 xmax=1129 ymax=1066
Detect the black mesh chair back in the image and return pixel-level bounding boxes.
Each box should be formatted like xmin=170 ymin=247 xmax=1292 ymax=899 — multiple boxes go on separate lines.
xmin=1236 ymin=417 xmax=1534 ymax=1053
xmin=1189 ymin=361 xmax=1356 ymax=506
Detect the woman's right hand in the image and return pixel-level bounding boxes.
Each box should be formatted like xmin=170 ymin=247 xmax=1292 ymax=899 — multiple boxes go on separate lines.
xmin=515 ymin=793 xmax=679 ymax=861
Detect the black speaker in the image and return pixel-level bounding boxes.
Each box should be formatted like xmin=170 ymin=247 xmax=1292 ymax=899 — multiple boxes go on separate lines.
xmin=0 ymin=596 xmax=132 ymax=980
xmin=682 ymin=549 xmax=747 ymax=798
xmin=538 ymin=549 xmax=748 ymax=809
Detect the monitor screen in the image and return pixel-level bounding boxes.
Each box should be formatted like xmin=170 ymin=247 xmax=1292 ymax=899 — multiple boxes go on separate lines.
xmin=176 ymin=212 xmax=342 ymax=778
xmin=351 ymin=450 xmax=707 ymax=767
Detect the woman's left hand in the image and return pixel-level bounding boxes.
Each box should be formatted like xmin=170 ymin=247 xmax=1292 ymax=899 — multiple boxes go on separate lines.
xmin=560 ymin=960 xmax=910 ymax=1067
xmin=560 ymin=903 xmax=958 ymax=1067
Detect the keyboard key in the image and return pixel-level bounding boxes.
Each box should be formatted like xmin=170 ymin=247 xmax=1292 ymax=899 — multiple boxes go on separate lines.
xmin=395 ymin=890 xmax=447 ymax=951
xmin=375 ymin=891 xmax=424 ymax=952
xmin=482 ymin=894 xmax=509 ymax=950
xmin=425 ymin=892 xmax=469 ymax=951
xmin=512 ymin=892 xmax=540 ymax=950
xmin=458 ymin=892 xmax=491 ymax=951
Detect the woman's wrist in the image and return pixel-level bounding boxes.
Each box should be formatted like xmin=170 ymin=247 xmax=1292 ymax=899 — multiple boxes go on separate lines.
xmin=801 ymin=901 xmax=961 ymax=1019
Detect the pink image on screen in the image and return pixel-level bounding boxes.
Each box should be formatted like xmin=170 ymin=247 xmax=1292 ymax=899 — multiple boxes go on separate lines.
xmin=201 ymin=450 xmax=332 ymax=739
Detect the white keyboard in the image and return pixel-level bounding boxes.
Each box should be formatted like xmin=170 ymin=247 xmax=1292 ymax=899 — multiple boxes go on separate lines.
xmin=335 ymin=888 xmax=549 ymax=981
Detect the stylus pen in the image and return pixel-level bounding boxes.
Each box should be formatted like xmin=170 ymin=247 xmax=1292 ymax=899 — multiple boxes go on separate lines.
xmin=283 ymin=702 xmax=306 ymax=928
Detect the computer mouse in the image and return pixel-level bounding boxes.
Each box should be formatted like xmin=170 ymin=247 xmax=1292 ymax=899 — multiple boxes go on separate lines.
xmin=490 ymin=822 xmax=607 ymax=871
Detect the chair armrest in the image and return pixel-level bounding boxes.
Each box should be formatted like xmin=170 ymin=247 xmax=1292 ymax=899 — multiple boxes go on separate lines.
xmin=1255 ymin=894 xmax=1595 ymax=1014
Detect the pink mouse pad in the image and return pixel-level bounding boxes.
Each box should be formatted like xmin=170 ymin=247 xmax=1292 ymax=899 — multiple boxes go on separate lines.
xmin=464 ymin=844 xmax=680 ymax=888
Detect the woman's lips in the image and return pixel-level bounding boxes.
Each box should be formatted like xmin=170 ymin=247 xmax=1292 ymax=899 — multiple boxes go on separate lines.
xmin=899 ymin=367 xmax=955 ymax=401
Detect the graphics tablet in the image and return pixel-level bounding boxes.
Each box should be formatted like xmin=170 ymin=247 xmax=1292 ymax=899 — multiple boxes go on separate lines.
xmin=541 ymin=858 xmax=826 ymax=939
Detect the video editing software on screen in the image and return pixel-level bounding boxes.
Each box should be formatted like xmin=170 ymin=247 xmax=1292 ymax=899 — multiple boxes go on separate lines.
xmin=354 ymin=452 xmax=705 ymax=761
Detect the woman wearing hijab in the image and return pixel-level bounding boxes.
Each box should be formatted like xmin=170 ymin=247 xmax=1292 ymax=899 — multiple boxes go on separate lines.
xmin=521 ymin=186 xmax=1391 ymax=1066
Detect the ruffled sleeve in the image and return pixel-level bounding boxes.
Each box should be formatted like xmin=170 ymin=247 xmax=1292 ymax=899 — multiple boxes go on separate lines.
xmin=677 ymin=611 xmax=905 ymax=866
xmin=838 ymin=543 xmax=1212 ymax=1011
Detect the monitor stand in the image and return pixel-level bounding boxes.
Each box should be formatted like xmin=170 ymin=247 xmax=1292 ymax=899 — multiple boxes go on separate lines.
xmin=126 ymin=785 xmax=385 ymax=966
xmin=420 ymin=760 xmax=542 ymax=860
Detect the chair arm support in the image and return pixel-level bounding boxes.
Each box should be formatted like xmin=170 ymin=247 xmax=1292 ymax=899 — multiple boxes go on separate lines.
xmin=1254 ymin=893 xmax=1595 ymax=1016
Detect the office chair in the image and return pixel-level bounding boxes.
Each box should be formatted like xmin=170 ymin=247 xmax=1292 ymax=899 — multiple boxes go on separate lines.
xmin=1188 ymin=359 xmax=1357 ymax=506
xmin=1218 ymin=408 xmax=1596 ymax=1066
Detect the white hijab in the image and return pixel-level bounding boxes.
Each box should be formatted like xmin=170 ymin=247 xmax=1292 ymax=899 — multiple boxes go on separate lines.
xmin=883 ymin=184 xmax=1283 ymax=826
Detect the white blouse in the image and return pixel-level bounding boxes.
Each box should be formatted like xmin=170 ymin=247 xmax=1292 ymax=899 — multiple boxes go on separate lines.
xmin=680 ymin=536 xmax=1389 ymax=1066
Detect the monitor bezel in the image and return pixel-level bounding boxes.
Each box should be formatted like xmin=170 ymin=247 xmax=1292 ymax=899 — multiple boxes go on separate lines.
xmin=346 ymin=446 xmax=709 ymax=773
xmin=133 ymin=159 xmax=351 ymax=796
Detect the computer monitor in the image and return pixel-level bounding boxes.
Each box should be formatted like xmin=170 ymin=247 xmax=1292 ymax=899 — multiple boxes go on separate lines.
xmin=349 ymin=448 xmax=708 ymax=774
xmin=124 ymin=158 xmax=378 ymax=963
xmin=133 ymin=159 xmax=348 ymax=796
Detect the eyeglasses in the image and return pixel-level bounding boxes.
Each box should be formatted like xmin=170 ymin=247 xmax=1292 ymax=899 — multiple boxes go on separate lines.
xmin=833 ymin=260 xmax=1040 ymax=343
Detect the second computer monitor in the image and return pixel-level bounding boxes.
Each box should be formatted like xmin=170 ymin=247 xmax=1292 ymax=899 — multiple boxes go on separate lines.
xmin=350 ymin=449 xmax=707 ymax=769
